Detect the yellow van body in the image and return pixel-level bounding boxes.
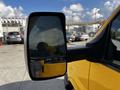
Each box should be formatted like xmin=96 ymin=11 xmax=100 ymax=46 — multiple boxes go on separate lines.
xmin=67 ymin=5 xmax=120 ymax=90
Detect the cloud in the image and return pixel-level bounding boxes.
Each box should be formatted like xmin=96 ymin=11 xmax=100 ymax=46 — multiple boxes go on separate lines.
xmin=104 ymin=0 xmax=120 ymax=12
xmin=86 ymin=8 xmax=103 ymax=20
xmin=70 ymin=3 xmax=84 ymax=12
xmin=62 ymin=3 xmax=84 ymax=22
xmin=100 ymin=0 xmax=120 ymax=18
xmin=87 ymin=0 xmax=120 ymax=20
xmin=62 ymin=1 xmax=120 ymax=22
xmin=62 ymin=3 xmax=105 ymax=22
xmin=0 ymin=1 xmax=26 ymax=18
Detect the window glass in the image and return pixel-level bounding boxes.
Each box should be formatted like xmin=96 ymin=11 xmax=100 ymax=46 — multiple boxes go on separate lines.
xmin=110 ymin=13 xmax=120 ymax=67
xmin=111 ymin=14 xmax=120 ymax=51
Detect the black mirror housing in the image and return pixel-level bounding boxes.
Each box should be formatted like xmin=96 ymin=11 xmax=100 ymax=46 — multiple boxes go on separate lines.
xmin=25 ymin=12 xmax=67 ymax=80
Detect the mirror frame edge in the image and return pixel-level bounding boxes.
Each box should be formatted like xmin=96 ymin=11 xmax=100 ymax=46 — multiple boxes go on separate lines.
xmin=25 ymin=12 xmax=67 ymax=80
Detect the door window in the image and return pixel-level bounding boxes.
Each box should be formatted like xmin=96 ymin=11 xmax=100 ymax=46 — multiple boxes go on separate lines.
xmin=109 ymin=13 xmax=120 ymax=68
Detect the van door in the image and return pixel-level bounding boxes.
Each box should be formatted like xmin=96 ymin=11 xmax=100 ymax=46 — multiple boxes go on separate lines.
xmin=89 ymin=12 xmax=120 ymax=90
xmin=68 ymin=60 xmax=90 ymax=90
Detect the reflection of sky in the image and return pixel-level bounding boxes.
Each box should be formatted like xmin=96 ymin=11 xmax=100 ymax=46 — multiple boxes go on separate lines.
xmin=29 ymin=26 xmax=64 ymax=50
xmin=28 ymin=16 xmax=66 ymax=50
xmin=112 ymin=15 xmax=120 ymax=31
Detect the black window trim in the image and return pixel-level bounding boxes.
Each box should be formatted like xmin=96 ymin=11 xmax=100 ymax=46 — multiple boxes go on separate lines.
xmin=102 ymin=11 xmax=120 ymax=71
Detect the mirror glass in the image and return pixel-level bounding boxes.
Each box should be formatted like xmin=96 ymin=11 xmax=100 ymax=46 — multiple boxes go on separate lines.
xmin=28 ymin=15 xmax=66 ymax=79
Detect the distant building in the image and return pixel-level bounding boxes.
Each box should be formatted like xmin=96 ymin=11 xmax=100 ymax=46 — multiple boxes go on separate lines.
xmin=66 ymin=23 xmax=100 ymax=34
xmin=66 ymin=21 xmax=103 ymax=34
xmin=0 ymin=17 xmax=26 ymax=34
xmin=86 ymin=24 xmax=100 ymax=33
xmin=0 ymin=17 xmax=27 ymax=43
xmin=0 ymin=17 xmax=3 ymax=38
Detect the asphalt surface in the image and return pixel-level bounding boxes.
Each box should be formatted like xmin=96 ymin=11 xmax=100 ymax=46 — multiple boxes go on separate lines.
xmin=67 ymin=41 xmax=87 ymax=49
xmin=0 ymin=44 xmax=66 ymax=90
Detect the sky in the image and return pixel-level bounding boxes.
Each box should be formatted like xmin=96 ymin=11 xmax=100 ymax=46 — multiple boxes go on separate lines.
xmin=0 ymin=0 xmax=120 ymax=22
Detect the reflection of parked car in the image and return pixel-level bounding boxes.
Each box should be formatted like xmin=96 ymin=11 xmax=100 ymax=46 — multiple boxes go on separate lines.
xmin=80 ymin=34 xmax=89 ymax=41
xmin=66 ymin=32 xmax=75 ymax=42
xmin=6 ymin=32 xmax=23 ymax=44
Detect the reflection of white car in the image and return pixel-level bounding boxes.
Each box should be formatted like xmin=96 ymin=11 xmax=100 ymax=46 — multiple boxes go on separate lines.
xmin=80 ymin=34 xmax=89 ymax=41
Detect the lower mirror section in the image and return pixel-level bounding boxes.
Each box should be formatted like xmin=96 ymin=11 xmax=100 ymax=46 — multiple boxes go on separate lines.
xmin=30 ymin=60 xmax=66 ymax=79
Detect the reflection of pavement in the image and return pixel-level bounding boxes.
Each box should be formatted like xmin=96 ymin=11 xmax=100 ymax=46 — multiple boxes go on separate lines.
xmin=0 ymin=44 xmax=65 ymax=90
xmin=67 ymin=41 xmax=87 ymax=49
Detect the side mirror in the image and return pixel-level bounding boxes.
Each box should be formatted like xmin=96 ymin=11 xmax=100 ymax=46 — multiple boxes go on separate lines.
xmin=25 ymin=12 xmax=67 ymax=80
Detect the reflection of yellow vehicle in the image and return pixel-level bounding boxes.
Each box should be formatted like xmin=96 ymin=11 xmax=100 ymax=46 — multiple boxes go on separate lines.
xmin=65 ymin=5 xmax=120 ymax=90
xmin=31 ymin=60 xmax=66 ymax=78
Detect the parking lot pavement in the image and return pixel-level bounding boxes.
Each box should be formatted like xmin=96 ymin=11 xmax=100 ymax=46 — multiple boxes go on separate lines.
xmin=67 ymin=41 xmax=87 ymax=49
xmin=0 ymin=44 xmax=65 ymax=90
xmin=0 ymin=79 xmax=66 ymax=90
